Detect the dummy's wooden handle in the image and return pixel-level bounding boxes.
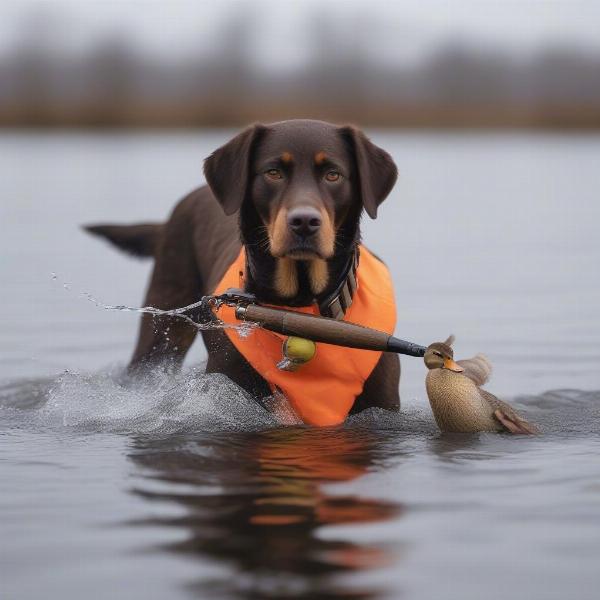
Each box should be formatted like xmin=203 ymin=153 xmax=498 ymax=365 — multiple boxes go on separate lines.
xmin=235 ymin=304 xmax=426 ymax=356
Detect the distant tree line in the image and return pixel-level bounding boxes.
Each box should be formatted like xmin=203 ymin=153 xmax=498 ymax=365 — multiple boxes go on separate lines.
xmin=1 ymin=10 xmax=599 ymax=128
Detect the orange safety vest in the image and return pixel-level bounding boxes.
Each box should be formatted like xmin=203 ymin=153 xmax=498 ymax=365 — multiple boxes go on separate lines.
xmin=213 ymin=245 xmax=396 ymax=427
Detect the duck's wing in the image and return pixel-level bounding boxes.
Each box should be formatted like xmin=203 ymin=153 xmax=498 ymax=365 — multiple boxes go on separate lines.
xmin=457 ymin=354 xmax=493 ymax=386
xmin=480 ymin=390 xmax=539 ymax=435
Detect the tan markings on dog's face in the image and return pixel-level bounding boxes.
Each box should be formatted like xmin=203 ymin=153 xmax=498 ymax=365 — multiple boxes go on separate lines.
xmin=318 ymin=207 xmax=335 ymax=258
xmin=268 ymin=207 xmax=289 ymax=258
xmin=281 ymin=152 xmax=293 ymax=164
xmin=314 ymin=151 xmax=327 ymax=165
xmin=274 ymin=257 xmax=298 ymax=298
xmin=309 ymin=259 xmax=329 ymax=294
xmin=268 ymin=205 xmax=335 ymax=260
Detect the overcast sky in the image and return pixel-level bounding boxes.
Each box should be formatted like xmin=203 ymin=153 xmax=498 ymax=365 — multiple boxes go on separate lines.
xmin=2 ymin=0 xmax=600 ymax=68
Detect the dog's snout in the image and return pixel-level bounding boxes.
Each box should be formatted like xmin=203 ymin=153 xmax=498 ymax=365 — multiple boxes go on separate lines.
xmin=287 ymin=207 xmax=322 ymax=237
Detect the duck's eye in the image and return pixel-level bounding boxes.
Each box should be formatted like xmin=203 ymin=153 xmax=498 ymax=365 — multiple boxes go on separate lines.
xmin=265 ymin=168 xmax=283 ymax=180
xmin=434 ymin=351 xmax=442 ymax=357
xmin=325 ymin=170 xmax=341 ymax=182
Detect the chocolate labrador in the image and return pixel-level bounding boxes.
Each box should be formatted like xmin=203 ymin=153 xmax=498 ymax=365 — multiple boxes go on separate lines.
xmin=86 ymin=119 xmax=400 ymax=416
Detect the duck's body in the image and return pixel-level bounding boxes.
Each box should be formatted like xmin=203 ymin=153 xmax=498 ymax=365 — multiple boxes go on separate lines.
xmin=424 ymin=339 xmax=537 ymax=434
xmin=426 ymin=364 xmax=495 ymax=433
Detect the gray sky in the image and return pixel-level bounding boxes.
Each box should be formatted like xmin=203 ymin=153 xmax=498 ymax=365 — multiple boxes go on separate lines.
xmin=2 ymin=0 xmax=600 ymax=68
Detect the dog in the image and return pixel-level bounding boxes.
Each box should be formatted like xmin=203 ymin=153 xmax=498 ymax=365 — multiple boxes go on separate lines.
xmin=86 ymin=119 xmax=400 ymax=424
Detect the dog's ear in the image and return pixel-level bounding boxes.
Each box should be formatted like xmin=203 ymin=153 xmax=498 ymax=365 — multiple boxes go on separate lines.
xmin=340 ymin=126 xmax=398 ymax=219
xmin=204 ymin=124 xmax=265 ymax=215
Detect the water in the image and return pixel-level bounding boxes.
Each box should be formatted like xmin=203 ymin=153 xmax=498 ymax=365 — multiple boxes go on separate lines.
xmin=1 ymin=130 xmax=599 ymax=599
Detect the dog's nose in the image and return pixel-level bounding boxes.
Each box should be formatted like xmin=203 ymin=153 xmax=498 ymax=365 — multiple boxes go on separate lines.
xmin=287 ymin=207 xmax=322 ymax=237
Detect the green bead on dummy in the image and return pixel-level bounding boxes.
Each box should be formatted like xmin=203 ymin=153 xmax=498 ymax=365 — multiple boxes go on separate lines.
xmin=276 ymin=337 xmax=317 ymax=372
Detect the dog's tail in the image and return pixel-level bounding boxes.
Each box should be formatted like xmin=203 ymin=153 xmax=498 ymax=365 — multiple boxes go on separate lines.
xmin=83 ymin=222 xmax=163 ymax=258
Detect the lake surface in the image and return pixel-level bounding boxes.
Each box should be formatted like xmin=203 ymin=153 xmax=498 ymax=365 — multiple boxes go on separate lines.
xmin=1 ymin=130 xmax=599 ymax=599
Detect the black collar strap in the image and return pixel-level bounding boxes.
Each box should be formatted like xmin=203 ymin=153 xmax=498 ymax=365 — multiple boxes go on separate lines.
xmin=318 ymin=246 xmax=360 ymax=320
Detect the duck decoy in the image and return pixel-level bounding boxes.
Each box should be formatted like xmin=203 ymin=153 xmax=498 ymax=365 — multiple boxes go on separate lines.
xmin=424 ymin=336 xmax=538 ymax=434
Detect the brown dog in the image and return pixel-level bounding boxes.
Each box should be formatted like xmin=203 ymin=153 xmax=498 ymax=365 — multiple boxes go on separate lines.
xmin=86 ymin=120 xmax=400 ymax=416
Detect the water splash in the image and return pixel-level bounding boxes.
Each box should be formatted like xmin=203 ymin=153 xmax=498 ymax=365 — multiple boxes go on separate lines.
xmin=51 ymin=270 xmax=258 ymax=334
xmin=81 ymin=291 xmax=220 ymax=331
xmin=2 ymin=364 xmax=599 ymax=437
xmin=0 ymin=368 xmax=431 ymax=435
xmin=0 ymin=367 xmax=285 ymax=434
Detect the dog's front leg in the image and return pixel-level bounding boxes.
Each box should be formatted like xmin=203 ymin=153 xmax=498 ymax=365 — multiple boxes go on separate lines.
xmin=127 ymin=211 xmax=201 ymax=377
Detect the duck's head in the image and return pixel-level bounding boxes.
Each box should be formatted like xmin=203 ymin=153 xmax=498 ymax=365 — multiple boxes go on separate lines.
xmin=424 ymin=335 xmax=465 ymax=372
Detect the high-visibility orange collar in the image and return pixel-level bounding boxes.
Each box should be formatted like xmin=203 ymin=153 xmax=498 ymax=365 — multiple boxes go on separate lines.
xmin=213 ymin=245 xmax=396 ymax=427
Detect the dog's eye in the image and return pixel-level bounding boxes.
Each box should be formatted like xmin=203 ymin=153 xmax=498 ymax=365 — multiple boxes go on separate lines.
xmin=265 ymin=169 xmax=283 ymax=180
xmin=325 ymin=171 xmax=341 ymax=182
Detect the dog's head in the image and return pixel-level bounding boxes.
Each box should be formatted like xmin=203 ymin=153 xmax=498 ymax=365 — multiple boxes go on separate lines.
xmin=204 ymin=120 xmax=397 ymax=298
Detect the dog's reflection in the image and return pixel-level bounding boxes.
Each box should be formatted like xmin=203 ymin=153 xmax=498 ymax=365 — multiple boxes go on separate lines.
xmin=128 ymin=426 xmax=403 ymax=599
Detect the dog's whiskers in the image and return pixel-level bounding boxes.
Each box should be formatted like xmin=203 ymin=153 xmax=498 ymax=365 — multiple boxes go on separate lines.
xmin=246 ymin=225 xmax=272 ymax=252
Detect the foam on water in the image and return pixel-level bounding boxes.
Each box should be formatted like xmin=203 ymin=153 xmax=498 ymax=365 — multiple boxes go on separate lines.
xmin=1 ymin=367 xmax=599 ymax=437
xmin=0 ymin=367 xmax=425 ymax=435
xmin=0 ymin=367 xmax=282 ymax=434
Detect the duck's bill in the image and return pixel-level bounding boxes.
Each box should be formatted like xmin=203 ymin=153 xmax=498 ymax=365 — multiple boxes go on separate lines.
xmin=444 ymin=358 xmax=465 ymax=372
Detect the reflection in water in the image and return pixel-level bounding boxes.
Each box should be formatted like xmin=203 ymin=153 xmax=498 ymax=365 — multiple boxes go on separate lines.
xmin=128 ymin=427 xmax=403 ymax=599
xmin=425 ymin=432 xmax=502 ymax=462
